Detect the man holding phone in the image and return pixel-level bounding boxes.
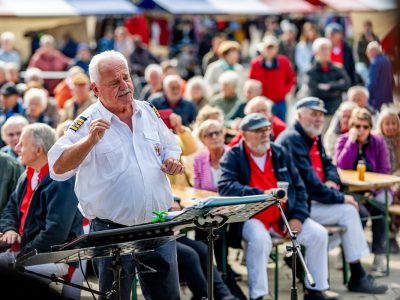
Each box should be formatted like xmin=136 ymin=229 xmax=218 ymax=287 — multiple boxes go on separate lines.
xmin=151 ymin=74 xmax=197 ymax=127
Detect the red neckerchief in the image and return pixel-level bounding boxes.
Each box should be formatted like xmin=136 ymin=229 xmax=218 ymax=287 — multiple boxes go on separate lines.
xmin=309 ymin=138 xmax=325 ymax=182
xmin=18 ymin=164 xmax=49 ymax=235
xmin=244 ymin=143 xmax=286 ymax=235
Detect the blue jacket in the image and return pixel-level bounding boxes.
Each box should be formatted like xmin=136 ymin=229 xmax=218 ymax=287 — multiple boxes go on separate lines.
xmin=366 ymin=53 xmax=393 ymax=110
xmin=0 ymin=173 xmax=83 ymax=257
xmin=276 ymin=122 xmax=344 ymax=206
xmin=218 ymin=141 xmax=309 ymax=223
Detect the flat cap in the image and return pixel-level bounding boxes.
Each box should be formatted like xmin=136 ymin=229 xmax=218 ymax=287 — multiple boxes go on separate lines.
xmin=295 ymin=97 xmax=327 ymax=114
xmin=1 ymin=83 xmax=18 ymax=96
xmin=239 ymin=113 xmax=271 ymax=131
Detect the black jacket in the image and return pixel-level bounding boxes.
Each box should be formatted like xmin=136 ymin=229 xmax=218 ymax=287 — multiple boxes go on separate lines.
xmin=305 ymin=62 xmax=350 ymax=115
xmin=276 ymin=122 xmax=344 ymax=206
xmin=218 ymin=141 xmax=310 ymax=223
xmin=0 ymin=173 xmax=83 ymax=256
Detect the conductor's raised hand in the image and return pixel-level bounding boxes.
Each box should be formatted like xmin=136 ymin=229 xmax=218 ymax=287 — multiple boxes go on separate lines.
xmin=161 ymin=157 xmax=185 ymax=175
xmin=88 ymin=118 xmax=111 ymax=145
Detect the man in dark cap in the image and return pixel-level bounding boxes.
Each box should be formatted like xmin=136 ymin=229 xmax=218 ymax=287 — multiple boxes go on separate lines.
xmin=0 ymin=83 xmax=25 ymax=126
xmin=276 ymin=97 xmax=388 ymax=295
xmin=219 ymin=113 xmax=334 ymax=300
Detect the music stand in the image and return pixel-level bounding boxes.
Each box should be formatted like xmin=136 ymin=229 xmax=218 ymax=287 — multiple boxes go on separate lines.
xmin=170 ymin=194 xmax=279 ymax=300
xmin=15 ymin=220 xmax=192 ymax=300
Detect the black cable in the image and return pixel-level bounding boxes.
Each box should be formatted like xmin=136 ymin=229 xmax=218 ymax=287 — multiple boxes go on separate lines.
xmin=78 ymin=253 xmax=96 ymax=300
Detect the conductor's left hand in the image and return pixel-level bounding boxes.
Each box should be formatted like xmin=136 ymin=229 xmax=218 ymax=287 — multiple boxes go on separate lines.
xmin=161 ymin=157 xmax=185 ymax=175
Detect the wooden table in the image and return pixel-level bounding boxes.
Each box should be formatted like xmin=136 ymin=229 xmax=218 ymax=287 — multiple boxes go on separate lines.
xmin=338 ymin=169 xmax=400 ymax=192
xmin=171 ymin=185 xmax=218 ymax=208
xmin=338 ymin=169 xmax=400 ymax=276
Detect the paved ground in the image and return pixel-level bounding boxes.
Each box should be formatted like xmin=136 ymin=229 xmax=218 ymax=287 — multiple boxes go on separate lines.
xmin=72 ymin=232 xmax=400 ymax=300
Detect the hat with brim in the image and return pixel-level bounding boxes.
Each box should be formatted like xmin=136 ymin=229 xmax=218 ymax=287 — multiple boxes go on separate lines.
xmin=239 ymin=113 xmax=271 ymax=131
xmin=72 ymin=73 xmax=89 ymax=85
xmin=218 ymin=41 xmax=240 ymax=56
xmin=295 ymin=97 xmax=327 ymax=114
xmin=257 ymin=35 xmax=279 ymax=53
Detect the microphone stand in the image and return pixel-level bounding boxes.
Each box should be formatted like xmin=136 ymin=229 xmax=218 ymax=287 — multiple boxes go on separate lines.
xmin=273 ymin=197 xmax=316 ymax=300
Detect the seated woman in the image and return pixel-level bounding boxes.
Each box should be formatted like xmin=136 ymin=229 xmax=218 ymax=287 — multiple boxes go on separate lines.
xmin=0 ymin=115 xmax=28 ymax=158
xmin=23 ymin=88 xmax=55 ymax=127
xmin=377 ymin=108 xmax=400 ymax=253
xmin=185 ymin=76 xmax=213 ymax=111
xmin=323 ymin=101 xmax=357 ymax=160
xmin=335 ymin=108 xmax=391 ymax=272
xmin=194 ymin=119 xmax=228 ymax=191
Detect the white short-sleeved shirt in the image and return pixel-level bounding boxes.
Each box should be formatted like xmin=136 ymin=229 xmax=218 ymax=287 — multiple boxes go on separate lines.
xmin=48 ymin=99 xmax=181 ymax=226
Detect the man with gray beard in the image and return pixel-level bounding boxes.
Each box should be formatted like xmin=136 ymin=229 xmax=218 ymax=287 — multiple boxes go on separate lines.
xmin=276 ymin=97 xmax=388 ymax=295
xmin=218 ymin=113 xmax=334 ymax=300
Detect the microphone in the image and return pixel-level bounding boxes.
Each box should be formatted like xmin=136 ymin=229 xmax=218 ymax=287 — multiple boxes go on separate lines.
xmin=270 ymin=188 xmax=286 ymax=199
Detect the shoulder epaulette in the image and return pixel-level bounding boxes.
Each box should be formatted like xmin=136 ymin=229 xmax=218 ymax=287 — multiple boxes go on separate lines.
xmin=147 ymin=101 xmax=161 ymax=118
xmin=69 ymin=116 xmax=88 ymax=132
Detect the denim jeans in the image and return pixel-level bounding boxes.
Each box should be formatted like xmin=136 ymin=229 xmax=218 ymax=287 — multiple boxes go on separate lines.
xmin=272 ymin=100 xmax=287 ymax=123
xmin=90 ymin=218 xmax=180 ymax=300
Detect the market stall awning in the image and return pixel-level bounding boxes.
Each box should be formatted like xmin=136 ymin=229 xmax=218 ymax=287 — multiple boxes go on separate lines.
xmin=320 ymin=0 xmax=396 ymax=11
xmin=263 ymin=0 xmax=318 ymax=13
xmin=152 ymin=0 xmax=220 ymax=14
xmin=209 ymin=0 xmax=277 ymax=15
xmin=0 ymin=0 xmax=140 ymax=16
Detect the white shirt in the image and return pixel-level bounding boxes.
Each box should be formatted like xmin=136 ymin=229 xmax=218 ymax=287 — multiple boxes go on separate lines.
xmin=250 ymin=153 xmax=266 ymax=172
xmin=210 ymin=167 xmax=221 ymax=188
xmin=48 ymin=99 xmax=181 ymax=226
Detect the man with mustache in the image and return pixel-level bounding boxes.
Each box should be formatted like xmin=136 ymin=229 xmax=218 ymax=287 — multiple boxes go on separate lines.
xmin=218 ymin=113 xmax=334 ymax=300
xmin=48 ymin=50 xmax=184 ymax=300
xmin=276 ymin=97 xmax=388 ymax=295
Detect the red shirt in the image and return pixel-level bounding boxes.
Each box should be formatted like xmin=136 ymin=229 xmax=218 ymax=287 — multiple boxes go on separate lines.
xmin=249 ymin=55 xmax=296 ymax=103
xmin=309 ymin=138 xmax=325 ymax=182
xmin=245 ymin=143 xmax=286 ymax=234
xmin=330 ymin=43 xmax=344 ymax=65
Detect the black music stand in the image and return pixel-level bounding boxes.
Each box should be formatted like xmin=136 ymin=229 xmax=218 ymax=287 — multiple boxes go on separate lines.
xmin=171 ymin=194 xmax=279 ymax=300
xmin=15 ymin=220 xmax=192 ymax=300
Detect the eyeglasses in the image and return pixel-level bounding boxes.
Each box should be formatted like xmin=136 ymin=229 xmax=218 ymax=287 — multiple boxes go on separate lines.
xmin=354 ymin=124 xmax=370 ymax=130
xmin=203 ymin=130 xmax=223 ymax=139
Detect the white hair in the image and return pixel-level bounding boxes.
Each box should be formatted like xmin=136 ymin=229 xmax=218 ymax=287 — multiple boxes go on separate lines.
xmin=366 ymin=41 xmax=382 ymax=54
xmin=312 ymin=37 xmax=332 ymax=54
xmin=40 ymin=34 xmax=55 ymax=47
xmin=296 ymin=107 xmax=308 ymax=120
xmin=88 ymin=50 xmax=129 ymax=84
xmin=243 ymin=79 xmax=262 ymax=93
xmin=218 ymin=70 xmax=239 ymax=86
xmin=23 ymin=123 xmax=56 ymax=154
xmin=0 ymin=61 xmax=6 ymax=77
xmin=24 ymin=67 xmax=43 ymax=83
xmin=1 ymin=32 xmax=15 ymax=43
xmin=338 ymin=101 xmax=357 ymax=113
xmin=185 ymin=76 xmax=212 ymax=101
xmin=347 ymin=86 xmax=369 ymax=101
xmin=24 ymin=88 xmax=48 ymax=110
xmin=377 ymin=107 xmax=400 ymax=136
xmin=163 ymin=74 xmax=182 ymax=88
xmin=1 ymin=115 xmax=28 ymax=140
xmin=144 ymin=64 xmax=163 ymax=82
xmin=244 ymin=96 xmax=274 ymax=115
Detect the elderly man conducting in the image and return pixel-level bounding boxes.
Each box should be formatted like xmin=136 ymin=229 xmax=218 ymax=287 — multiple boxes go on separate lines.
xmin=48 ymin=50 xmax=184 ymax=300
xmin=276 ymin=97 xmax=388 ymax=295
xmin=218 ymin=113 xmax=334 ymax=300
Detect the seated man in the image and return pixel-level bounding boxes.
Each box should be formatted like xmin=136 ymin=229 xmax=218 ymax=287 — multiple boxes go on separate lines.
xmin=218 ymin=113 xmax=334 ymax=300
xmin=276 ymin=97 xmax=388 ymax=294
xmin=150 ymin=74 xmax=197 ymax=126
xmin=0 ymin=123 xmax=83 ymax=297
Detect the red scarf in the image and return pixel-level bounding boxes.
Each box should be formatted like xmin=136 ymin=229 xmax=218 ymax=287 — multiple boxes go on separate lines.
xmin=309 ymin=138 xmax=325 ymax=182
xmin=18 ymin=164 xmax=49 ymax=235
xmin=245 ymin=143 xmax=286 ymax=235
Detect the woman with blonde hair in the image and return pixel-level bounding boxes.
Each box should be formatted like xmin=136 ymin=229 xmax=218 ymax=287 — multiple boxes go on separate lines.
xmin=377 ymin=108 xmax=400 ymax=253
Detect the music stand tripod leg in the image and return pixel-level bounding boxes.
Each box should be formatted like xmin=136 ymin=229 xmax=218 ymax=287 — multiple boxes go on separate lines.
xmin=275 ymin=201 xmax=316 ymax=300
xmin=109 ymin=248 xmax=123 ymax=300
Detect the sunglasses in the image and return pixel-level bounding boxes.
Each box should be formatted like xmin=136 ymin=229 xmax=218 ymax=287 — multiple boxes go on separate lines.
xmin=354 ymin=124 xmax=370 ymax=130
xmin=204 ymin=130 xmax=223 ymax=139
